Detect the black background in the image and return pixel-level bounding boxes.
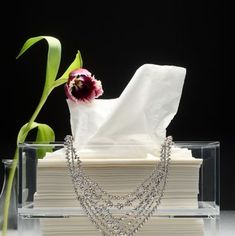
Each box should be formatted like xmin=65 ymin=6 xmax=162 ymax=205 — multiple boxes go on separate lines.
xmin=0 ymin=1 xmax=233 ymax=209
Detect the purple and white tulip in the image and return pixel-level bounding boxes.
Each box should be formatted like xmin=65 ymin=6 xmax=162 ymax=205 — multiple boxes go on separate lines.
xmin=65 ymin=68 xmax=103 ymax=103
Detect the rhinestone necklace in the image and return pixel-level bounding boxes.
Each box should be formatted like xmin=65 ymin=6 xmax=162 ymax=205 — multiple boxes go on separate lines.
xmin=65 ymin=135 xmax=173 ymax=236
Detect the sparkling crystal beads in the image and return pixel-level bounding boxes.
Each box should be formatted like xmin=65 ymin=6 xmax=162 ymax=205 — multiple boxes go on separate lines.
xmin=65 ymin=135 xmax=173 ymax=236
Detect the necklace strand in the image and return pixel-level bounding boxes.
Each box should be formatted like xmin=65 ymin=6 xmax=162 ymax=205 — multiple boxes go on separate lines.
xmin=65 ymin=135 xmax=173 ymax=236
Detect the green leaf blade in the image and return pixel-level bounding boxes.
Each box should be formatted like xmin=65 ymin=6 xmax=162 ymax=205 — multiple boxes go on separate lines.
xmin=44 ymin=36 xmax=61 ymax=90
xmin=17 ymin=122 xmax=39 ymax=144
xmin=16 ymin=36 xmax=62 ymax=94
xmin=16 ymin=36 xmax=44 ymax=59
xmin=61 ymin=50 xmax=83 ymax=78
xmin=35 ymin=123 xmax=55 ymax=158
xmin=17 ymin=122 xmax=55 ymax=158
xmin=36 ymin=123 xmax=55 ymax=142
xmin=52 ymin=50 xmax=83 ymax=89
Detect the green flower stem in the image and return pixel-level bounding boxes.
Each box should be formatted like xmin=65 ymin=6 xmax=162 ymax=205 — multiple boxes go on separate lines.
xmin=2 ymin=35 xmax=82 ymax=236
xmin=2 ymin=90 xmax=51 ymax=236
xmin=23 ymin=90 xmax=51 ymax=136
xmin=2 ymin=149 xmax=18 ymax=236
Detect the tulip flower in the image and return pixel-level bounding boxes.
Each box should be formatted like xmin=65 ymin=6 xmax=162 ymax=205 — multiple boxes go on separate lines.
xmin=65 ymin=68 xmax=103 ymax=103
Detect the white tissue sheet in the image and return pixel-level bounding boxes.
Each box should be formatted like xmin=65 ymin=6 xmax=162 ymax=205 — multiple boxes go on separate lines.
xmin=67 ymin=64 xmax=186 ymax=149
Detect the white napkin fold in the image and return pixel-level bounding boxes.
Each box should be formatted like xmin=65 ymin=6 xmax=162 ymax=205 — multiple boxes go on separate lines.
xmin=67 ymin=64 xmax=186 ymax=151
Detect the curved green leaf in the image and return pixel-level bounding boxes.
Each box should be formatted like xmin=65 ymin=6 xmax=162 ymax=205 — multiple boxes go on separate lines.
xmin=52 ymin=77 xmax=68 ymax=88
xmin=16 ymin=36 xmax=45 ymax=59
xmin=60 ymin=50 xmax=83 ymax=79
xmin=17 ymin=122 xmax=55 ymax=159
xmin=52 ymin=50 xmax=83 ymax=89
xmin=44 ymin=37 xmax=61 ymax=89
xmin=36 ymin=123 xmax=55 ymax=142
xmin=4 ymin=121 xmax=55 ymax=235
xmin=35 ymin=123 xmax=55 ymax=158
xmin=16 ymin=36 xmax=61 ymax=92
xmin=17 ymin=122 xmax=55 ymax=144
xmin=17 ymin=122 xmax=39 ymax=144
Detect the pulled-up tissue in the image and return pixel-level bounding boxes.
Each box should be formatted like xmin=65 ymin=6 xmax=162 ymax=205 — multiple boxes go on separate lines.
xmin=67 ymin=64 xmax=186 ymax=156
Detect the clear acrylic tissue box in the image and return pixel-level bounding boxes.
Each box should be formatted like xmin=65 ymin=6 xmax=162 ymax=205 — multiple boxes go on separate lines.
xmin=17 ymin=141 xmax=220 ymax=236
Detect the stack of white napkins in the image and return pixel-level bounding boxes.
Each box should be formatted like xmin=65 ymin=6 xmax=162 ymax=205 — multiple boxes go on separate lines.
xmin=34 ymin=64 xmax=204 ymax=236
xmin=35 ymin=147 xmax=202 ymax=209
xmin=40 ymin=217 xmax=204 ymax=236
xmin=35 ymin=148 xmax=203 ymax=236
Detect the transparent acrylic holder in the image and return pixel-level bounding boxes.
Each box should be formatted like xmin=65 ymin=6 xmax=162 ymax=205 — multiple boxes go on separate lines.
xmin=18 ymin=141 xmax=220 ymax=236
